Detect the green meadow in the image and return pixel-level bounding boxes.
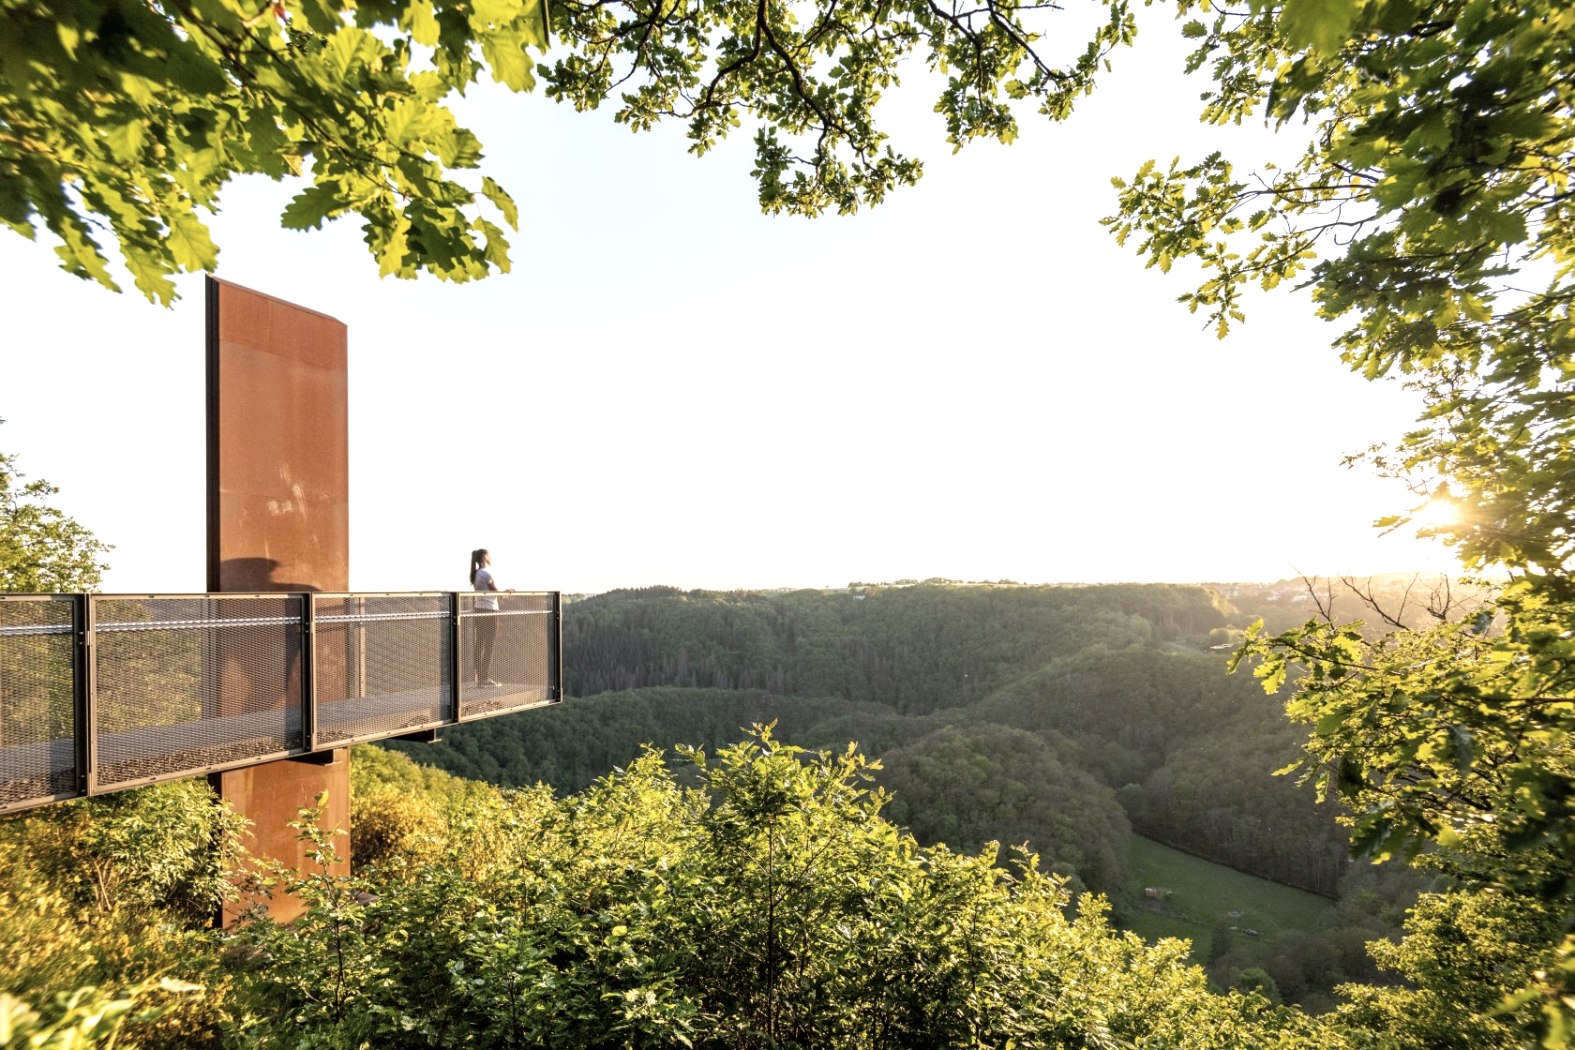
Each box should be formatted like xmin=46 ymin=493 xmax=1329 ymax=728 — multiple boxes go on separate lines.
xmin=1120 ymin=836 xmax=1333 ymax=962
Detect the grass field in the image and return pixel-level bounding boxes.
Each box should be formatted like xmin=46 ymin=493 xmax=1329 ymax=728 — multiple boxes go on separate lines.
xmin=1119 ymin=836 xmax=1333 ymax=962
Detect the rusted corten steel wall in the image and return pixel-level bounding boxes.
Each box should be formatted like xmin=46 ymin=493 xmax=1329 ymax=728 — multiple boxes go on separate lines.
xmin=206 ymin=277 xmax=351 ymax=925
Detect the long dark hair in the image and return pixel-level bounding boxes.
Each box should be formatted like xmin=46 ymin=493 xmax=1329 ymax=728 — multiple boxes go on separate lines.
xmin=470 ymin=548 xmax=489 ymax=585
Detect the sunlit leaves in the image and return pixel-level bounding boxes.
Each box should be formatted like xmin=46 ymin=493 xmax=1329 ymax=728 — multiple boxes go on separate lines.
xmin=0 ymin=0 xmax=537 ymax=303
xmin=281 ymin=183 xmax=344 ymax=231
xmin=1106 ymin=0 xmax=1575 ymax=466
xmin=1233 ymin=582 xmax=1575 ymax=1042
xmin=479 ymin=29 xmax=536 ymax=91
xmin=1335 ymin=890 xmax=1565 ymax=1047
xmin=1105 ymin=20 xmax=1573 ymax=1040
xmin=4 ymin=0 xmax=1139 ymax=300
xmin=1277 ymin=0 xmax=1359 ymax=56
xmin=165 ymin=211 xmax=218 ymax=272
xmin=546 ymin=0 xmax=1135 ymax=219
xmin=0 ymin=980 xmax=203 ymax=1050
xmin=480 ymin=176 xmax=518 ymax=228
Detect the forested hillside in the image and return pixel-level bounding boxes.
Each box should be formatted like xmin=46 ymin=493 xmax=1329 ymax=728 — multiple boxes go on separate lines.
xmin=564 ymin=583 xmax=1227 ymax=706
xmin=388 ymin=580 xmax=1457 ymax=1005
xmin=402 ymin=582 xmax=1343 ymax=891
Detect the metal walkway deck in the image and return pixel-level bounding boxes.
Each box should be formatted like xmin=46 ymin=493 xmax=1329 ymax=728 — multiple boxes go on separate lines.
xmin=0 ymin=591 xmax=561 ymax=813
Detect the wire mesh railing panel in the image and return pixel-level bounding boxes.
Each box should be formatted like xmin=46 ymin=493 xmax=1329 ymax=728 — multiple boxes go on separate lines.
xmin=0 ymin=597 xmax=79 ymax=809
xmin=314 ymin=594 xmax=451 ymax=745
xmin=459 ymin=592 xmax=556 ymax=719
xmin=94 ymin=596 xmax=305 ymax=788
xmin=4 ymin=590 xmax=558 ymax=807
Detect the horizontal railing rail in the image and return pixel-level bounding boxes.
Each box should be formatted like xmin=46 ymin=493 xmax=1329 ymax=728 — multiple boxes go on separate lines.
xmin=0 ymin=590 xmax=562 ymax=814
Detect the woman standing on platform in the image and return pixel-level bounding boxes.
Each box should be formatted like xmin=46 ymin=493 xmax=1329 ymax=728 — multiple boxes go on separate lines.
xmin=469 ymin=548 xmax=502 ymax=686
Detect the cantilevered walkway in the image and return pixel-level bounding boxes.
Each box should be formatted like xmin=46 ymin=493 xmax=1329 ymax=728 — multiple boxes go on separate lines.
xmin=0 ymin=592 xmax=561 ymax=813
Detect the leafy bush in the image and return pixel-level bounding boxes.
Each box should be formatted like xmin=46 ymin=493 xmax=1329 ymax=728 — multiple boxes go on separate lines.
xmin=0 ymin=979 xmax=200 ymax=1050
xmin=0 ymin=781 xmax=247 ymax=1048
xmin=349 ymin=789 xmax=447 ymax=870
xmin=236 ymin=729 xmax=1337 ymax=1049
xmin=8 ymin=780 xmax=248 ymax=923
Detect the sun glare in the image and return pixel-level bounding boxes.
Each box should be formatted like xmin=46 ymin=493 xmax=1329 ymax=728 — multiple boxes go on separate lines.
xmin=1410 ymin=497 xmax=1462 ymax=532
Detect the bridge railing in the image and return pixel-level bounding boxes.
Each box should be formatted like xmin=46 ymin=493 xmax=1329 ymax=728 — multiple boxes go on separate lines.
xmin=0 ymin=591 xmax=562 ymax=814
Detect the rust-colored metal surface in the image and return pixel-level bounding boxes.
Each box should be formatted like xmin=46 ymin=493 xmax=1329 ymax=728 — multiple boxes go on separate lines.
xmin=218 ymin=750 xmax=351 ymax=927
xmin=207 ymin=278 xmax=349 ymax=593
xmin=206 ymin=277 xmax=351 ymax=924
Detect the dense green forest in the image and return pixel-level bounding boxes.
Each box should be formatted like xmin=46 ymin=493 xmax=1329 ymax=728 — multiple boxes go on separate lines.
xmin=388 ymin=581 xmax=1438 ymax=1005
xmin=401 ymin=583 xmax=1351 ymax=895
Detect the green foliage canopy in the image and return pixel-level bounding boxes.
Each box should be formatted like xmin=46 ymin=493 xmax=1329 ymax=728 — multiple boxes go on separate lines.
xmin=1104 ymin=0 xmax=1573 ymax=589
xmin=6 ymin=778 xmax=249 ymax=924
xmin=1 ymin=0 xmax=547 ymax=303
xmin=1333 ymin=890 xmax=1565 ymax=1050
xmin=0 ymin=780 xmax=249 ymax=1047
xmin=879 ymin=722 xmax=1133 ymax=894
xmin=240 ymin=730 xmax=1337 ymax=1049
xmin=1101 ymin=0 xmax=1574 ymax=1038
xmin=1 ymin=0 xmax=1135 ymax=303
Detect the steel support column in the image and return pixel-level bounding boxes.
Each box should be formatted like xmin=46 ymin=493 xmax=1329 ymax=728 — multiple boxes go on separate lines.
xmin=206 ymin=276 xmax=351 ymax=925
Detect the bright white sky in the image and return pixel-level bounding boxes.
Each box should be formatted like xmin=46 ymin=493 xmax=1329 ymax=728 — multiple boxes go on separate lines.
xmin=0 ymin=7 xmax=1457 ymax=595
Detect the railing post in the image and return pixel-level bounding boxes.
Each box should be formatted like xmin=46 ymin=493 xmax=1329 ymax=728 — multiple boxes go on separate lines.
xmin=449 ymin=591 xmax=462 ymax=723
xmin=551 ymin=591 xmax=563 ymax=703
xmin=354 ymin=595 xmax=367 ymax=700
xmin=75 ymin=594 xmax=97 ymax=796
xmin=301 ymin=593 xmax=317 ymax=752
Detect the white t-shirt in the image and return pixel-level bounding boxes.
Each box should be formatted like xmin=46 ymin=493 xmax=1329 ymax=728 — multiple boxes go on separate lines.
xmin=473 ymin=567 xmax=499 ymax=611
